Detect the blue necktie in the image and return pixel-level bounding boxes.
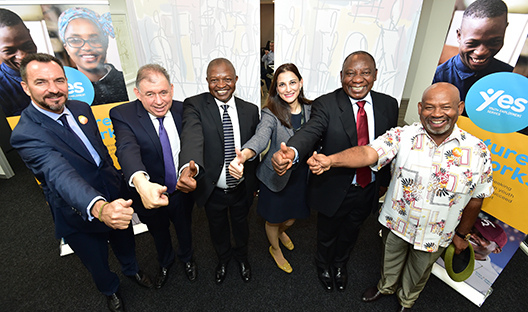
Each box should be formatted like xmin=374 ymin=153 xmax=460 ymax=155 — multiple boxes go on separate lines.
xmin=59 ymin=114 xmax=92 ymax=158
xmin=222 ymin=105 xmax=237 ymax=188
xmin=157 ymin=117 xmax=177 ymax=193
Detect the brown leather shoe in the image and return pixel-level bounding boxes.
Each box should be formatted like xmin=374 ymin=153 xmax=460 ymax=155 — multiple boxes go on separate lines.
xmin=361 ymin=286 xmax=385 ymax=302
xmin=398 ymin=305 xmax=412 ymax=312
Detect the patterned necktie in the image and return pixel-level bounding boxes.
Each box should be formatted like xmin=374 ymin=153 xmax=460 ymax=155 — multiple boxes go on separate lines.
xmin=58 ymin=114 xmax=92 ymax=158
xmin=355 ymin=100 xmax=371 ymax=187
xmin=222 ymin=105 xmax=238 ymax=188
xmin=158 ymin=117 xmax=177 ymax=193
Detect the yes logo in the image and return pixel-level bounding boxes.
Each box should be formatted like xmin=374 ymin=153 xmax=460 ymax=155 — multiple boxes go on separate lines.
xmin=64 ymin=66 xmax=95 ymax=105
xmin=475 ymin=88 xmax=526 ymax=113
xmin=466 ymin=72 xmax=528 ymax=134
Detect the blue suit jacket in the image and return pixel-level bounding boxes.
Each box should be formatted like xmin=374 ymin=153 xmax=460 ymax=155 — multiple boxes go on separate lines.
xmin=110 ymin=99 xmax=192 ymax=216
xmin=10 ymin=100 xmax=124 ymax=238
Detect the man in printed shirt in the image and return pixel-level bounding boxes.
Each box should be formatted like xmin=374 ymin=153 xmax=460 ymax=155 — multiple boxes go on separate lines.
xmin=307 ymin=82 xmax=493 ymax=311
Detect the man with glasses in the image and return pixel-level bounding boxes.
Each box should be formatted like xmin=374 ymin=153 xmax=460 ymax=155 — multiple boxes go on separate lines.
xmin=110 ymin=64 xmax=197 ymax=289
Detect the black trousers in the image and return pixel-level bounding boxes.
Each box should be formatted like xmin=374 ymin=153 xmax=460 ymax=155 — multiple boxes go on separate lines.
xmin=204 ymin=182 xmax=250 ymax=264
xmin=315 ymin=182 xmax=376 ymax=270
xmin=138 ymin=191 xmax=195 ymax=267
xmin=65 ymin=224 xmax=139 ymax=296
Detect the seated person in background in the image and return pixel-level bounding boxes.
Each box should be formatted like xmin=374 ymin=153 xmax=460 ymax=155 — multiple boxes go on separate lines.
xmin=0 ymin=8 xmax=37 ymax=117
xmin=261 ymin=40 xmax=274 ymax=90
xmin=58 ymin=7 xmax=129 ymax=105
xmin=433 ymin=0 xmax=511 ymax=116
xmin=230 ymin=63 xmax=312 ymax=274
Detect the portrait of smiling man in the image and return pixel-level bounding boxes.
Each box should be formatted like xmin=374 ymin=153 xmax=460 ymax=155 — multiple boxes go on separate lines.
xmin=0 ymin=8 xmax=37 ymax=117
xmin=433 ymin=0 xmax=511 ymax=115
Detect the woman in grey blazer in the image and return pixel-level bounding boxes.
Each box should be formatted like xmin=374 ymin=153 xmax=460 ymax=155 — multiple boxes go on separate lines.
xmin=229 ymin=63 xmax=312 ymax=273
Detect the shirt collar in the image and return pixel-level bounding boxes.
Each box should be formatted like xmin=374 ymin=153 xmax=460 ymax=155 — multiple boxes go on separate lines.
xmin=0 ymin=62 xmax=21 ymax=78
xmin=214 ymin=96 xmax=236 ymax=109
xmin=148 ymin=109 xmax=173 ymax=122
xmin=417 ymin=122 xmax=464 ymax=145
xmin=31 ymin=101 xmax=69 ymax=122
xmin=454 ymin=55 xmax=477 ymax=80
xmin=348 ymin=92 xmax=373 ymax=106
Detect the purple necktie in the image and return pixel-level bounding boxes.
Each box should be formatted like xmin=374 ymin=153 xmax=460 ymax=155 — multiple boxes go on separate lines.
xmin=355 ymin=101 xmax=371 ymax=188
xmin=158 ymin=117 xmax=177 ymax=193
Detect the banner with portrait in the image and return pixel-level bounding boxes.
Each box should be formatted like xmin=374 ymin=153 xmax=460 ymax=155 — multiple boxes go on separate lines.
xmin=431 ymin=1 xmax=528 ymax=306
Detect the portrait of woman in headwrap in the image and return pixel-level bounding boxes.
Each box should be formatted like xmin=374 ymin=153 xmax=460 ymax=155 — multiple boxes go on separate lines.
xmin=58 ymin=7 xmax=128 ymax=105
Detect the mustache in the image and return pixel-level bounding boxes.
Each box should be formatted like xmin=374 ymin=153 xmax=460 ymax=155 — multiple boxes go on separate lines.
xmin=44 ymin=92 xmax=65 ymax=99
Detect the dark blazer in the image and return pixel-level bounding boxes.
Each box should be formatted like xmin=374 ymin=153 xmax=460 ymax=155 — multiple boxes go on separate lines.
xmin=179 ymin=93 xmax=260 ymax=208
xmin=287 ymin=89 xmax=399 ymax=217
xmin=110 ymin=99 xmax=191 ymax=216
xmin=10 ymin=100 xmax=123 ymax=238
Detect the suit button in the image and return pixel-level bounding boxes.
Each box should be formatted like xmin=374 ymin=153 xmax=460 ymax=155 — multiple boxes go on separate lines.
xmin=212 ymin=181 xmax=216 ymax=185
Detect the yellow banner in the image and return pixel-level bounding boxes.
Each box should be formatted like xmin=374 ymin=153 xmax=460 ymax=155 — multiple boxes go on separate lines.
xmin=7 ymin=101 xmax=126 ymax=169
xmin=458 ymin=116 xmax=528 ymax=234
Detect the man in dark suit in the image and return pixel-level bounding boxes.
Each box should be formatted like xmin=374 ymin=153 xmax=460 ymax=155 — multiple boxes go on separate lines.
xmin=110 ymin=64 xmax=196 ymax=289
xmin=10 ymin=53 xmax=151 ymax=312
xmin=272 ymin=51 xmax=399 ymax=292
xmin=177 ymin=58 xmax=259 ymax=284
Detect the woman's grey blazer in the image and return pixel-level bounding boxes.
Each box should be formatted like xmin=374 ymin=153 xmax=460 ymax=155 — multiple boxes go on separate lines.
xmin=242 ymin=105 xmax=311 ymax=192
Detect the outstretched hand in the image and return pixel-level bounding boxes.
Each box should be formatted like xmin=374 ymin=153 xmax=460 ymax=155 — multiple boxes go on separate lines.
xmin=176 ymin=161 xmax=198 ymax=193
xmin=307 ymin=151 xmax=332 ymax=175
xmin=229 ymin=148 xmax=245 ymax=180
xmin=271 ymin=142 xmax=295 ymax=176
xmin=133 ymin=173 xmax=169 ymax=209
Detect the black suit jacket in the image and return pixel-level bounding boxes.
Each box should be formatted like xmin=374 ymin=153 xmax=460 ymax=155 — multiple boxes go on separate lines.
xmin=287 ymin=89 xmax=399 ymax=217
xmin=10 ymin=100 xmax=124 ymax=238
xmin=179 ymin=93 xmax=260 ymax=207
xmin=110 ymin=99 xmax=191 ymax=216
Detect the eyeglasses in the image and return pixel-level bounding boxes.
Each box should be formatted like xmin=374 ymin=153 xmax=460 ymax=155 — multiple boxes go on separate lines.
xmin=65 ymin=37 xmax=104 ymax=49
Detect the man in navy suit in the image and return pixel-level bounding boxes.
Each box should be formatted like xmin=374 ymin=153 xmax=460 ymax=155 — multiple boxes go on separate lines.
xmin=273 ymin=51 xmax=399 ymax=292
xmin=110 ymin=64 xmax=196 ymax=289
xmin=177 ymin=58 xmax=259 ymax=284
xmin=10 ymin=53 xmax=151 ymax=312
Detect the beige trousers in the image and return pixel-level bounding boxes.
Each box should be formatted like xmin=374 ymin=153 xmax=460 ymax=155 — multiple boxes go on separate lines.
xmin=377 ymin=228 xmax=445 ymax=308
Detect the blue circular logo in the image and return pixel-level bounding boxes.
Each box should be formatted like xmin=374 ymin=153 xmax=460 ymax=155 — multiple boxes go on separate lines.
xmin=466 ymin=72 xmax=528 ymax=133
xmin=64 ymin=66 xmax=95 ymax=105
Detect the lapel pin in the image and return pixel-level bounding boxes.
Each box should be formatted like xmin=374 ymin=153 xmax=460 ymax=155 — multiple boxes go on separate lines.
xmin=78 ymin=115 xmax=88 ymax=125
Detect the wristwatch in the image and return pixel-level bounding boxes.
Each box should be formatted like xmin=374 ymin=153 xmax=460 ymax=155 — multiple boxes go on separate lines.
xmin=455 ymin=231 xmax=471 ymax=241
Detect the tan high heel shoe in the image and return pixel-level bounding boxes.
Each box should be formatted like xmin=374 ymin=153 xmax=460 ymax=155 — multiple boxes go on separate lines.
xmin=269 ymin=246 xmax=293 ymax=273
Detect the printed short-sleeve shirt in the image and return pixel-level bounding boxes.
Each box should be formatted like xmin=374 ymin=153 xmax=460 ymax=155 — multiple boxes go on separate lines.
xmin=370 ymin=123 xmax=493 ymax=252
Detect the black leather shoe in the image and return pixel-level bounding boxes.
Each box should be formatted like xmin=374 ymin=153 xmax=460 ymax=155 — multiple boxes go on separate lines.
xmin=184 ymin=260 xmax=197 ymax=282
xmin=128 ymin=270 xmax=153 ymax=289
xmin=362 ymin=286 xmax=386 ymax=302
xmin=106 ymin=292 xmax=125 ymax=312
xmin=334 ymin=267 xmax=348 ymax=292
xmin=215 ymin=262 xmax=228 ymax=284
xmin=317 ymin=267 xmax=334 ymax=292
xmin=239 ymin=261 xmax=251 ymax=282
xmin=155 ymin=266 xmax=171 ymax=289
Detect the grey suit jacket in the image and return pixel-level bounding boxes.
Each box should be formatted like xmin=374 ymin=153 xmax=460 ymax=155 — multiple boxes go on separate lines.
xmin=243 ymin=105 xmax=311 ymax=192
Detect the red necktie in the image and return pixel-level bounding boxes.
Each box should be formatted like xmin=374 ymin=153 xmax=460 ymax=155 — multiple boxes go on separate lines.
xmin=355 ymin=100 xmax=371 ymax=188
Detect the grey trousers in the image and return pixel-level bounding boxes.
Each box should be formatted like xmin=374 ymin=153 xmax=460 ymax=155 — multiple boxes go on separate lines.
xmin=377 ymin=228 xmax=445 ymax=308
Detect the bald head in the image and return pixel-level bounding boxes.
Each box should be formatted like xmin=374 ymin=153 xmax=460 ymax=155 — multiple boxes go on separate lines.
xmin=206 ymin=57 xmax=238 ymax=103
xmin=421 ymin=82 xmax=461 ymax=103
xmin=207 ymin=58 xmax=236 ymax=77
xmin=418 ymin=83 xmax=464 ymax=145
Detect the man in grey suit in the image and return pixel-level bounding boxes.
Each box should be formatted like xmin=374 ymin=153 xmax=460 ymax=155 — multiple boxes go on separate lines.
xmin=177 ymin=58 xmax=259 ymax=284
xmin=273 ymin=51 xmax=399 ymax=292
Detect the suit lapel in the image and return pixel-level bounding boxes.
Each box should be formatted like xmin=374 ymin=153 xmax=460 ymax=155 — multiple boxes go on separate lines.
xmin=206 ymin=94 xmax=224 ymax=141
xmin=235 ymin=97 xmax=248 ymax=142
xmin=136 ymin=100 xmax=164 ymax=160
xmin=170 ymin=101 xmax=183 ymax=135
xmin=371 ymin=91 xmax=389 ymax=137
xmin=67 ymin=104 xmax=105 ymax=165
xmin=337 ymin=89 xmax=358 ymax=146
